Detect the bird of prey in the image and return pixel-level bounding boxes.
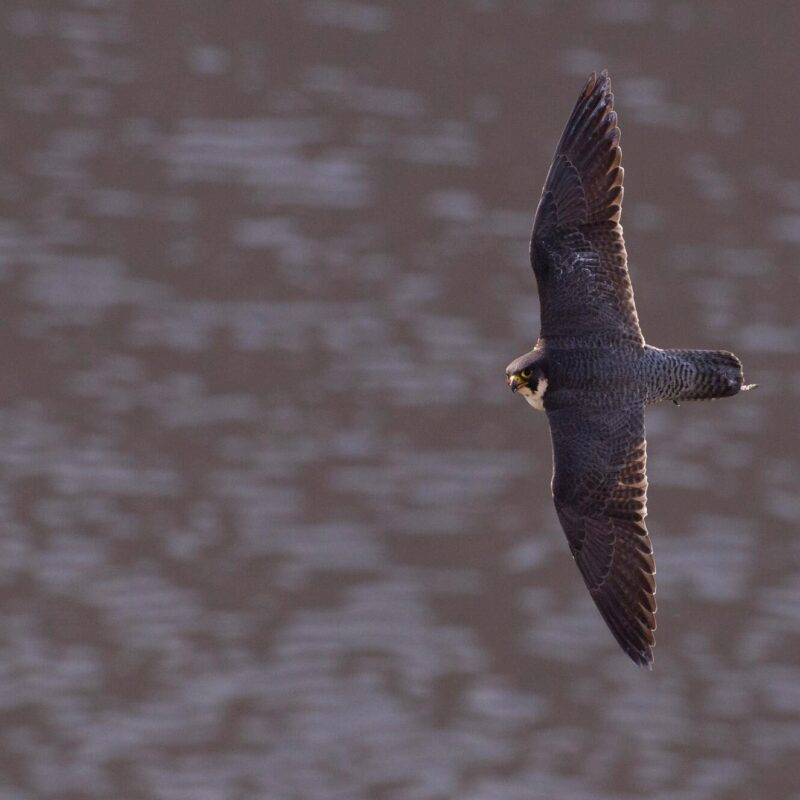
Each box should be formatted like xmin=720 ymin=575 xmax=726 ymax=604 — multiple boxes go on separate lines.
xmin=506 ymin=71 xmax=755 ymax=667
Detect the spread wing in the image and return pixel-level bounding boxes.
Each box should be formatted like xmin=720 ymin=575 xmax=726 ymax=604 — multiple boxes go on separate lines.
xmin=546 ymin=402 xmax=656 ymax=667
xmin=531 ymin=71 xmax=643 ymax=345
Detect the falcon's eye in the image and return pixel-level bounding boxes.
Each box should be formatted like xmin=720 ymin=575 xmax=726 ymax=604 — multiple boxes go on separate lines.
xmin=520 ymin=368 xmax=533 ymax=379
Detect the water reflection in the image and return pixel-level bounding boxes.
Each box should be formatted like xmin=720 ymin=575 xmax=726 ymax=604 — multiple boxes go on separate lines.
xmin=1 ymin=1 xmax=798 ymax=798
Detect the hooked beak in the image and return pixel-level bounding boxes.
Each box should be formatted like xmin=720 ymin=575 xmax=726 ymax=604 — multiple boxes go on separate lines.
xmin=507 ymin=374 xmax=521 ymax=393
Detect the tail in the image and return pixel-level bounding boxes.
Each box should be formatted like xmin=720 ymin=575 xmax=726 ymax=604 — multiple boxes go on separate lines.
xmin=661 ymin=349 xmax=756 ymax=403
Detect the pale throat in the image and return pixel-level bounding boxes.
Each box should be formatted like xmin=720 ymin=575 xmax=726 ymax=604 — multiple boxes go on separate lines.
xmin=518 ymin=377 xmax=548 ymax=411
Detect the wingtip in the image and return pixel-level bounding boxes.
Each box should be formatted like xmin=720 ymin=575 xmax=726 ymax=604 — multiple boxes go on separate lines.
xmin=578 ymin=70 xmax=613 ymax=111
xmin=632 ymin=647 xmax=654 ymax=670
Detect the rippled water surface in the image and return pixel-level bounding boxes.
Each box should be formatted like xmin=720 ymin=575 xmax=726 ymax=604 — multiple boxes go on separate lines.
xmin=2 ymin=2 xmax=799 ymax=799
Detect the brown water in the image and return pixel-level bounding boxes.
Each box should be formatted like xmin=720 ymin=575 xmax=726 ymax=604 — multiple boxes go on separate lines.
xmin=2 ymin=2 xmax=799 ymax=799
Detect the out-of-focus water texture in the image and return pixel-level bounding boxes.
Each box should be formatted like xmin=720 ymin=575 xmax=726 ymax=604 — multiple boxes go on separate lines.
xmin=1 ymin=1 xmax=799 ymax=798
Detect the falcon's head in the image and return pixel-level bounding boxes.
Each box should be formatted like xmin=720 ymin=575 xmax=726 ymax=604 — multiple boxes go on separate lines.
xmin=506 ymin=353 xmax=548 ymax=411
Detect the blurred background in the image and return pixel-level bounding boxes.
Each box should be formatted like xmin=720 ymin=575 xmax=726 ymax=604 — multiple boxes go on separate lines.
xmin=1 ymin=1 xmax=799 ymax=798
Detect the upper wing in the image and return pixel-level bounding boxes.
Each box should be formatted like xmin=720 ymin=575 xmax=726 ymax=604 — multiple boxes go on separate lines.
xmin=531 ymin=71 xmax=644 ymax=345
xmin=546 ymin=402 xmax=656 ymax=666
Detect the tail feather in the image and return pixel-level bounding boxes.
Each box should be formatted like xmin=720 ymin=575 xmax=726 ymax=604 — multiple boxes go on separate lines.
xmin=663 ymin=348 xmax=749 ymax=403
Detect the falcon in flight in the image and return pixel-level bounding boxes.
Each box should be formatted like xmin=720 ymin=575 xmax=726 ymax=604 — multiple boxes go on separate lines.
xmin=506 ymin=71 xmax=755 ymax=667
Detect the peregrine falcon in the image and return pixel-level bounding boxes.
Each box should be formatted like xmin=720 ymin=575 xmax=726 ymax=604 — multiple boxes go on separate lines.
xmin=506 ymin=71 xmax=755 ymax=667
